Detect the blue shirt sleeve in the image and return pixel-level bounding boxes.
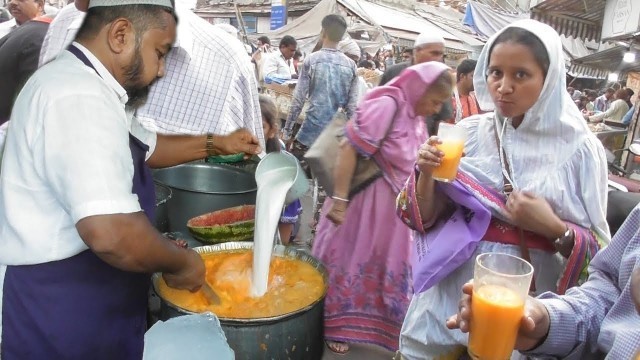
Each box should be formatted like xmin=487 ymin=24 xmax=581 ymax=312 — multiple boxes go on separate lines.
xmin=622 ymin=106 xmax=635 ymax=126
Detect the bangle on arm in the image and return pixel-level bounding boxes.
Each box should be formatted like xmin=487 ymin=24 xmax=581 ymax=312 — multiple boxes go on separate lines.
xmin=331 ymin=196 xmax=349 ymax=203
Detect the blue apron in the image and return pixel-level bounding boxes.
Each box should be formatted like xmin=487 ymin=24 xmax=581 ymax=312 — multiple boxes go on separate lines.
xmin=1 ymin=45 xmax=157 ymax=359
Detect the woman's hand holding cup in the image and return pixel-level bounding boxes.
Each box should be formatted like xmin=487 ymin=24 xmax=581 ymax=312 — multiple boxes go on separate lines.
xmin=417 ymin=136 xmax=444 ymax=177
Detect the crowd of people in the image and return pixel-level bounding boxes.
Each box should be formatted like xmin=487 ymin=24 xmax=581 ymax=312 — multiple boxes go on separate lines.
xmin=567 ymin=85 xmax=636 ymax=126
xmin=0 ymin=0 xmax=639 ymax=359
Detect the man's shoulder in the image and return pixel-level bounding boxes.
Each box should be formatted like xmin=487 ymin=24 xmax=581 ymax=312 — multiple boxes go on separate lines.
xmin=31 ymin=54 xmax=110 ymax=97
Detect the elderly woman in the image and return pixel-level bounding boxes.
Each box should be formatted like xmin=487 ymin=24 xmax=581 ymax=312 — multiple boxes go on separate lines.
xmin=314 ymin=62 xmax=453 ymax=354
xmin=396 ymin=19 xmax=610 ymax=359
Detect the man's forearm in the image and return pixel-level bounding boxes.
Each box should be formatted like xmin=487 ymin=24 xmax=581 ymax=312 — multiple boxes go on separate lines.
xmin=147 ymin=134 xmax=208 ymax=168
xmin=76 ymin=212 xmax=188 ymax=274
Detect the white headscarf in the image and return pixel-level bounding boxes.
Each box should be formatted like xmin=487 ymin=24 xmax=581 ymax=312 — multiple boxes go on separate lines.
xmin=458 ymin=19 xmax=610 ymax=240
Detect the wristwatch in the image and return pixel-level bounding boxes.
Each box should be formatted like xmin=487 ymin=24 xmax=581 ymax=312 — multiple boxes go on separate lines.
xmin=206 ymin=133 xmax=215 ymax=156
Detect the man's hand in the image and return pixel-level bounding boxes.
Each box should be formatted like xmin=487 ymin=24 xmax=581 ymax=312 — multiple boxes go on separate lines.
xmin=162 ymin=249 xmax=205 ymax=292
xmin=446 ymin=281 xmax=551 ymax=352
xmin=212 ymin=129 xmax=261 ymax=158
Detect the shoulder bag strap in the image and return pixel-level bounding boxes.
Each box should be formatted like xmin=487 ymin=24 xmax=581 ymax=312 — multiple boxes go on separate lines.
xmin=492 ymin=116 xmax=536 ymax=293
xmin=369 ymin=97 xmax=402 ymax=191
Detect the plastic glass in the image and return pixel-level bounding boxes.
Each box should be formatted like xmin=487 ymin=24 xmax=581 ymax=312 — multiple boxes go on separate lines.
xmin=432 ymin=123 xmax=467 ymax=182
xmin=468 ymin=253 xmax=534 ymax=360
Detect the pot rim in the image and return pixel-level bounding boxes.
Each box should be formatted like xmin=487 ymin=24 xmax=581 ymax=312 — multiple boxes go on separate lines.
xmin=153 ymin=163 xmax=258 ymax=195
xmin=152 ymin=242 xmax=328 ymax=324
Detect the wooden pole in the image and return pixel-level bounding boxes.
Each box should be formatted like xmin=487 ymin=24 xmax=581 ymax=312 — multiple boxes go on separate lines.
xmin=234 ymin=2 xmax=250 ymax=48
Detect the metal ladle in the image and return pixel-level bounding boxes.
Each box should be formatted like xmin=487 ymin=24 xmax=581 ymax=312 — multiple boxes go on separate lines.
xmin=201 ymin=282 xmax=221 ymax=305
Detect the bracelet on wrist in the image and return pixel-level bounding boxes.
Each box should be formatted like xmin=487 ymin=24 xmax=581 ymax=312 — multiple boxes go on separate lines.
xmin=332 ymin=195 xmax=349 ymax=203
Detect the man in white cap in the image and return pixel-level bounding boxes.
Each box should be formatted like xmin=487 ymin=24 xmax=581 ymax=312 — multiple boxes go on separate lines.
xmin=0 ymin=1 xmax=259 ymax=358
xmin=379 ymin=32 xmax=451 ymax=135
xmin=37 ymin=0 xmax=264 ymax=148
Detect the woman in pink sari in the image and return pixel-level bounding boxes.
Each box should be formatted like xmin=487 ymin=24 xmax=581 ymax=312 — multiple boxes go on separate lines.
xmin=312 ymin=62 xmax=453 ymax=354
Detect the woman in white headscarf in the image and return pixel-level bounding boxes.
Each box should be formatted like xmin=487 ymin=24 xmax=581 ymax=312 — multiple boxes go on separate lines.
xmin=395 ymin=19 xmax=610 ymax=359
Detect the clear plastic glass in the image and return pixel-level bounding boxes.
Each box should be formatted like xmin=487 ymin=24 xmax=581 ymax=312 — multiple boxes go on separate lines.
xmin=468 ymin=252 xmax=534 ymax=360
xmin=432 ymin=123 xmax=467 ymax=182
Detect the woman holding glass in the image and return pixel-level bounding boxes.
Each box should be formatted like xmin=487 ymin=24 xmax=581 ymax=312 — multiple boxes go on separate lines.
xmin=395 ymin=19 xmax=611 ymax=359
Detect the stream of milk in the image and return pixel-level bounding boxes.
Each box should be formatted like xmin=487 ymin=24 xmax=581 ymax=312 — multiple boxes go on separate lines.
xmin=250 ymin=166 xmax=296 ymax=297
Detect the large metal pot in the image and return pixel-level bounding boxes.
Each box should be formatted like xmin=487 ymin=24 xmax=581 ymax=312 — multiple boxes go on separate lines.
xmin=154 ymin=182 xmax=172 ymax=233
xmin=152 ymin=242 xmax=327 ymax=360
xmin=152 ymin=163 xmax=257 ymax=235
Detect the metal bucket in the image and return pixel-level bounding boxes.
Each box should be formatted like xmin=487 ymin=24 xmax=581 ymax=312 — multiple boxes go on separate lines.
xmin=152 ymin=163 xmax=257 ymax=235
xmin=152 ymin=242 xmax=327 ymax=360
xmin=154 ymin=182 xmax=172 ymax=233
xmin=255 ymin=152 xmax=308 ymax=205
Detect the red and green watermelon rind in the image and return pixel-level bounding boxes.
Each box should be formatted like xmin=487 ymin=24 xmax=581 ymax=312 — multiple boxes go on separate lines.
xmin=186 ymin=205 xmax=255 ymax=244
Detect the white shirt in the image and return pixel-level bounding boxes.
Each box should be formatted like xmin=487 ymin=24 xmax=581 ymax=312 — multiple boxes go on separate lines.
xmin=38 ymin=3 xmax=83 ymax=66
xmin=35 ymin=5 xmax=264 ymax=146
xmin=0 ymin=43 xmax=156 ymax=266
xmin=0 ymin=19 xmax=16 ymax=39
xmin=262 ymin=51 xmax=294 ymax=79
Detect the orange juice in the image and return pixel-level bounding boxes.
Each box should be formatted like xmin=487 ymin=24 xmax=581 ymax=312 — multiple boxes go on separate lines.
xmin=468 ymin=284 xmax=525 ymax=360
xmin=432 ymin=140 xmax=464 ymax=182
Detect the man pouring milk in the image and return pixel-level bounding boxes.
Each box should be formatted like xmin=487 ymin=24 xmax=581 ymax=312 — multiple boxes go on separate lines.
xmin=0 ymin=0 xmax=260 ymax=358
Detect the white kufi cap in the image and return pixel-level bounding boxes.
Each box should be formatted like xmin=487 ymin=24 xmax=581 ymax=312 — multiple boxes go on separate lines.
xmin=89 ymin=0 xmax=173 ymax=8
xmin=414 ymin=32 xmax=445 ymax=48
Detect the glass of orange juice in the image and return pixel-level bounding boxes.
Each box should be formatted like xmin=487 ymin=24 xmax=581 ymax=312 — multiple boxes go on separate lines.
xmin=432 ymin=123 xmax=467 ymax=182
xmin=468 ymin=252 xmax=534 ymax=360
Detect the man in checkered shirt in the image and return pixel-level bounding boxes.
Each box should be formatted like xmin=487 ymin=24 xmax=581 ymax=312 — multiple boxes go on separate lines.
xmin=38 ymin=0 xmax=264 ymax=147
xmin=448 ymin=204 xmax=640 ymax=359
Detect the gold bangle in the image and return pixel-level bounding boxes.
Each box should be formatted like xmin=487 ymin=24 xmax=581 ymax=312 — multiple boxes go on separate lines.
xmin=206 ymin=133 xmax=215 ymax=156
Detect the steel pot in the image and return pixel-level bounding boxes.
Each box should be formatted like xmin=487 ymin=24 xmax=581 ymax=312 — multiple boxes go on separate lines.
xmin=154 ymin=182 xmax=172 ymax=233
xmin=152 ymin=242 xmax=327 ymax=360
xmin=152 ymin=163 xmax=257 ymax=235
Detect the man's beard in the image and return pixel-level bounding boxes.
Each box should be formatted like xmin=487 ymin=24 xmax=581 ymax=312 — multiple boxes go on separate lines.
xmin=122 ymin=49 xmax=151 ymax=109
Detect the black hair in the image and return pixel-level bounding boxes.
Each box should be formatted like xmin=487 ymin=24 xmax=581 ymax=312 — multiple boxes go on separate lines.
xmin=321 ymin=14 xmax=347 ymax=42
xmin=75 ymin=4 xmax=177 ymax=43
xmin=488 ymin=27 xmax=550 ymax=78
xmin=403 ymin=48 xmax=413 ymax=55
xmin=293 ymin=50 xmax=303 ymax=59
xmin=358 ymin=59 xmax=373 ymax=69
xmin=279 ymin=35 xmax=297 ymax=49
xmin=259 ymin=95 xmax=281 ymax=154
xmin=257 ymin=35 xmax=270 ymax=45
xmin=605 ymin=87 xmax=615 ymax=94
xmin=456 ymin=59 xmax=477 ymax=82
xmin=626 ymin=88 xmax=635 ymax=97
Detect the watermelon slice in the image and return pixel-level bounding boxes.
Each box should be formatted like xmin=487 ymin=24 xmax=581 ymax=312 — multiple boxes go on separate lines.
xmin=187 ymin=205 xmax=255 ymax=244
